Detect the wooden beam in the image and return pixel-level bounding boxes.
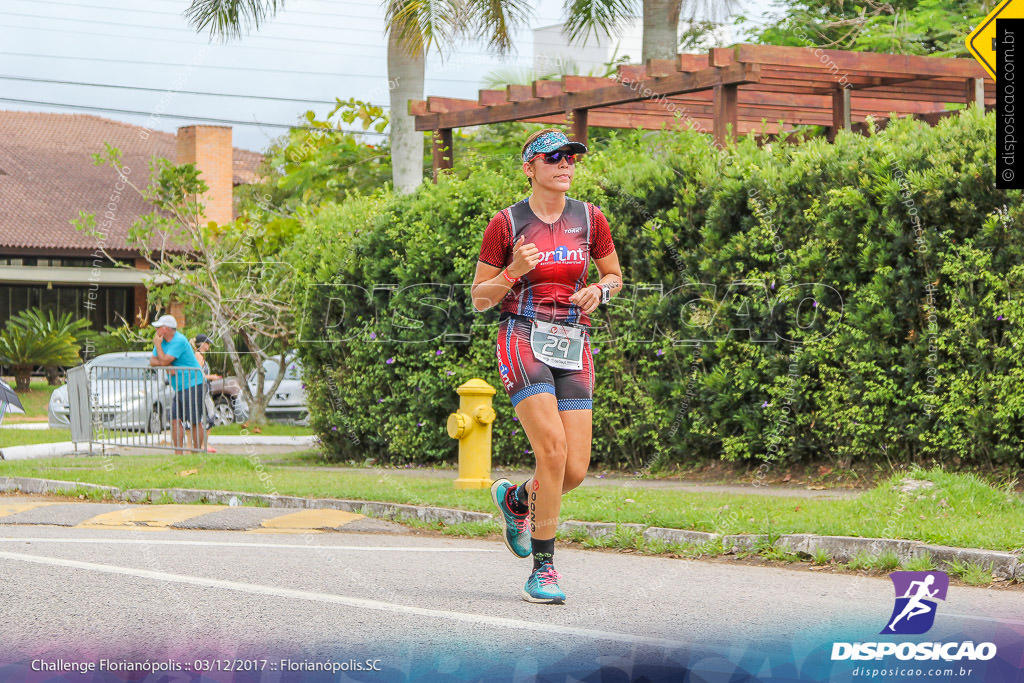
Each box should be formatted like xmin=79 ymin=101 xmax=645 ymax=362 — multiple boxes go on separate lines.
xmin=567 ymin=109 xmax=588 ymax=146
xmin=678 ymin=54 xmax=707 ymax=71
xmin=617 ymin=64 xmax=648 ymax=83
xmin=965 ymin=77 xmax=985 ymax=108
xmin=533 ymin=80 xmax=562 ymax=98
xmin=427 ymin=97 xmax=479 ymax=113
xmin=735 ymin=43 xmax=989 ymax=79
xmin=709 ymin=47 xmax=733 ymax=67
xmin=563 ymin=75 xmax=615 ymax=91
xmin=713 ymin=83 xmax=738 ymax=146
xmin=478 ymin=89 xmax=507 ymax=106
xmin=829 ymin=87 xmax=852 ymax=141
xmin=414 ymin=62 xmax=760 ymax=131
xmin=507 ymin=85 xmax=532 ymax=102
xmin=431 ymin=128 xmax=453 ymax=183
xmin=408 ymin=100 xmax=429 ymax=116
xmin=563 ymin=75 xmax=615 ymax=92
xmin=646 ymin=58 xmax=677 ymax=77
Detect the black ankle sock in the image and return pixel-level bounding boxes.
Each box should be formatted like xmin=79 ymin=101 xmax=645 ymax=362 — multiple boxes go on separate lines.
xmin=532 ymin=537 xmax=555 ymax=571
xmin=504 ymin=485 xmax=528 ymax=515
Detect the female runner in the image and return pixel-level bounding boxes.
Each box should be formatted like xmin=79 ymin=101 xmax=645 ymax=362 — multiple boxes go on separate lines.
xmin=471 ymin=128 xmax=623 ymax=604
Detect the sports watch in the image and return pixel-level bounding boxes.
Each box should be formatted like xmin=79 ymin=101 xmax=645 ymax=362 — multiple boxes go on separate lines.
xmin=599 ymin=283 xmax=611 ymax=304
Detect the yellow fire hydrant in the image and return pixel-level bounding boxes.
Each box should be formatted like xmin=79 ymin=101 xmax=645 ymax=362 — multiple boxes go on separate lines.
xmin=447 ymin=378 xmax=496 ymax=489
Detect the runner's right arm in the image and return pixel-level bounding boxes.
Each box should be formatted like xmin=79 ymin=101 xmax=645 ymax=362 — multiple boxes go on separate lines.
xmin=472 ymin=212 xmax=540 ymax=312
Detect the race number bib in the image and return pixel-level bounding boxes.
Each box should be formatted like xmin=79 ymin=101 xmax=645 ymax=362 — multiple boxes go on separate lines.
xmin=529 ymin=319 xmax=584 ymax=371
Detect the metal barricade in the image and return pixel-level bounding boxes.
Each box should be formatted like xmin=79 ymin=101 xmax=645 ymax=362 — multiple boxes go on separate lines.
xmin=70 ymin=364 xmax=209 ymax=453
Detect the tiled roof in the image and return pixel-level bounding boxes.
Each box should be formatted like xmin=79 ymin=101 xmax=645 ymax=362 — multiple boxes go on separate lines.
xmin=0 ymin=110 xmax=266 ymax=255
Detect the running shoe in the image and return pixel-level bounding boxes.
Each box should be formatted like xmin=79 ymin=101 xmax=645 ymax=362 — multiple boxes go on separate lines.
xmin=490 ymin=478 xmax=531 ymax=558
xmin=522 ymin=562 xmax=565 ymax=604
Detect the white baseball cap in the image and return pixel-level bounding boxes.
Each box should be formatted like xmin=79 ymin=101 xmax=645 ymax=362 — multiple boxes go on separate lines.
xmin=152 ymin=314 xmax=178 ymax=329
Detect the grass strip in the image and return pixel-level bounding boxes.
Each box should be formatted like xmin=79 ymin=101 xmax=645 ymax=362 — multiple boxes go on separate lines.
xmin=0 ymin=452 xmax=1020 ymax=552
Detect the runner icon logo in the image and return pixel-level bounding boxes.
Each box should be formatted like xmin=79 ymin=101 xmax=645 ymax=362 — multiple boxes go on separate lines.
xmin=881 ymin=571 xmax=949 ymax=635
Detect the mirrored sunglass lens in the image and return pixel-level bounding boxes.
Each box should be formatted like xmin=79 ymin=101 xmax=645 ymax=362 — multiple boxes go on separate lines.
xmin=544 ymin=151 xmax=575 ymax=164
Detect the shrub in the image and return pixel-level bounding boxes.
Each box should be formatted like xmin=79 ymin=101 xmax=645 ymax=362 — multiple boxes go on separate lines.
xmin=290 ymin=109 xmax=1022 ymax=469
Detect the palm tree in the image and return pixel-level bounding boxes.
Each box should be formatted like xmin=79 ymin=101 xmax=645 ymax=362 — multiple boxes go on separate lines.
xmin=0 ymin=310 xmax=85 ymax=391
xmin=563 ymin=0 xmax=738 ymax=61
xmin=184 ymin=1 xmax=734 ymax=193
xmin=11 ymin=309 xmax=94 ymax=384
xmin=185 ymin=1 xmax=531 ymax=194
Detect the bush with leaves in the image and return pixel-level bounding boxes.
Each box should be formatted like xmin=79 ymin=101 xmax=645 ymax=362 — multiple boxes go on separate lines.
xmin=291 ymin=108 xmax=1021 ymax=470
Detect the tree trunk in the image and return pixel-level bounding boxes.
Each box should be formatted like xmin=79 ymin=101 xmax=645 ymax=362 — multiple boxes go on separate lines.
xmin=643 ymin=0 xmax=682 ymax=62
xmin=246 ymin=400 xmax=267 ymax=428
xmin=14 ymin=366 xmax=31 ymax=392
xmin=45 ymin=365 xmax=60 ymax=386
xmin=388 ymin=29 xmax=426 ymax=194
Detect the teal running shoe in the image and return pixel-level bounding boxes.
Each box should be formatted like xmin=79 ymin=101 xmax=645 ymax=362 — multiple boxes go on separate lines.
xmin=522 ymin=562 xmax=565 ymax=604
xmin=490 ymin=478 xmax=531 ymax=558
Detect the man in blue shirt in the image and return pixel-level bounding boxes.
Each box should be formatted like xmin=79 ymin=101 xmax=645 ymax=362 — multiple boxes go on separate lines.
xmin=149 ymin=315 xmax=203 ymax=454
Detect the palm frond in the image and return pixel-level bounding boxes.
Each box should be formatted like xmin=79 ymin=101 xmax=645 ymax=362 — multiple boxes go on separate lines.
xmin=561 ymin=0 xmax=638 ymax=45
xmin=465 ymin=0 xmax=533 ymax=54
xmin=384 ymin=0 xmax=462 ymax=58
xmin=183 ymin=0 xmax=285 ymax=42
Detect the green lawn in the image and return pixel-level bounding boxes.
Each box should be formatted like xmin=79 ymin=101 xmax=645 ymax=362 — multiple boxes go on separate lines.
xmin=0 ymin=428 xmax=72 ymax=448
xmin=209 ymin=422 xmax=313 ymax=436
xmin=0 ymin=418 xmax=310 ymax=449
xmin=0 ymin=451 xmax=1019 ymax=553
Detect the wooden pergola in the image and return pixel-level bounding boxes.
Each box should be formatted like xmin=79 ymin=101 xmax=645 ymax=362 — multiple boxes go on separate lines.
xmin=411 ymin=44 xmax=994 ymax=180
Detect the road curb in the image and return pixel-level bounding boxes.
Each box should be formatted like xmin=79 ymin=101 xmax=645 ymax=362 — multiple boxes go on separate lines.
xmin=0 ymin=476 xmax=489 ymax=527
xmin=548 ymin=521 xmax=1022 ymax=581
xmin=0 ymin=476 xmax=1018 ymax=580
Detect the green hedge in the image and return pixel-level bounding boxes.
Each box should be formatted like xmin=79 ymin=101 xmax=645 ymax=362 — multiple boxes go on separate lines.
xmin=288 ymin=108 xmax=1022 ymax=469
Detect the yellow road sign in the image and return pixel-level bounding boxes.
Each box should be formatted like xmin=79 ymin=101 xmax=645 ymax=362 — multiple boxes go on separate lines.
xmin=966 ymin=0 xmax=1024 ymax=80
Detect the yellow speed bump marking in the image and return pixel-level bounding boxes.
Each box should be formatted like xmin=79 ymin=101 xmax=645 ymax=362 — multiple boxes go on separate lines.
xmin=259 ymin=509 xmax=364 ymax=531
xmin=0 ymin=502 xmax=58 ymax=519
xmin=77 ymin=505 xmax=227 ymax=529
xmin=245 ymin=528 xmax=325 ymax=535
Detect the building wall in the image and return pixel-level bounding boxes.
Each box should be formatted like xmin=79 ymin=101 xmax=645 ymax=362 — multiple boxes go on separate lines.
xmin=533 ymin=19 xmax=644 ymax=76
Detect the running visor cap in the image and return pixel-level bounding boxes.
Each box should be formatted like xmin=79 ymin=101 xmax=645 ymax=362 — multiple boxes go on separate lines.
xmin=522 ymin=130 xmax=588 ymax=163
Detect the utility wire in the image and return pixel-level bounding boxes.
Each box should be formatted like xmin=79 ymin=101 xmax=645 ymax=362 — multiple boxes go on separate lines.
xmin=0 ymin=74 xmax=375 ymax=107
xmin=0 ymin=96 xmax=390 ymax=135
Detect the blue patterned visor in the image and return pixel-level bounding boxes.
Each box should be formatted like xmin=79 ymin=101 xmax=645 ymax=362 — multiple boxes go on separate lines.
xmin=522 ymin=130 xmax=588 ymax=162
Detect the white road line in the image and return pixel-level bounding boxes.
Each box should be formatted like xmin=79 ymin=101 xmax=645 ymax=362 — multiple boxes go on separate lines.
xmin=0 ymin=549 xmax=692 ymax=650
xmin=944 ymin=612 xmax=1024 ymax=626
xmin=0 ymin=537 xmax=495 ymax=552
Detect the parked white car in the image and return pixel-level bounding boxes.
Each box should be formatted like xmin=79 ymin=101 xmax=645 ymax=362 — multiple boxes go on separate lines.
xmin=235 ymin=354 xmax=308 ymax=425
xmin=48 ymin=352 xmax=173 ymax=432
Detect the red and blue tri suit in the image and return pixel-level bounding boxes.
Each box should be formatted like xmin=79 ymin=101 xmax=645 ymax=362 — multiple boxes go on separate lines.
xmin=478 ymin=197 xmax=616 ymax=411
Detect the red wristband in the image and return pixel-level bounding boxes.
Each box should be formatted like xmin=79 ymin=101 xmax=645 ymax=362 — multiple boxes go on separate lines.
xmin=502 ymin=269 xmax=519 ymax=285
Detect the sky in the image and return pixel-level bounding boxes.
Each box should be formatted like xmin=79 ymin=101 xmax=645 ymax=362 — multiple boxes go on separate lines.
xmin=0 ymin=0 xmax=781 ymax=153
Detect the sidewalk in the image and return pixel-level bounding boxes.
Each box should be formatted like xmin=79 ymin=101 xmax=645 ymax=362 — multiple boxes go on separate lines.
xmin=0 ymin=435 xmax=317 ymax=460
xmin=0 ymin=473 xmax=1018 ymax=582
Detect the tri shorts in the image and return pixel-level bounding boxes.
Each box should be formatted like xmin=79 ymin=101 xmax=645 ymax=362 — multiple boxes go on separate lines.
xmin=496 ymin=313 xmax=594 ymax=411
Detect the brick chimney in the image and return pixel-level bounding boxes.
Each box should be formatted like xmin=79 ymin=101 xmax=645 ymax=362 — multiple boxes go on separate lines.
xmin=176 ymin=125 xmax=233 ymax=226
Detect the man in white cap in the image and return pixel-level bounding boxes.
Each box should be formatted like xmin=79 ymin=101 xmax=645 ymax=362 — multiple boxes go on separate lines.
xmin=149 ymin=314 xmax=204 ymax=454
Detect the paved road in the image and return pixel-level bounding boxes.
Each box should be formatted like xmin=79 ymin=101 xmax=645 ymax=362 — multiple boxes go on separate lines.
xmin=0 ymin=503 xmax=1021 ymax=682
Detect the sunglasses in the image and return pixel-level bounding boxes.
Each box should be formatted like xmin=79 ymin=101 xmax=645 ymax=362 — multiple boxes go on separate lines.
xmin=530 ymin=150 xmax=576 ymax=165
